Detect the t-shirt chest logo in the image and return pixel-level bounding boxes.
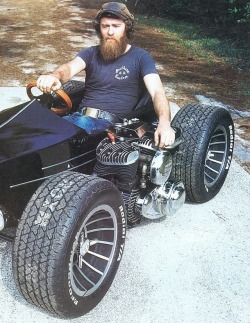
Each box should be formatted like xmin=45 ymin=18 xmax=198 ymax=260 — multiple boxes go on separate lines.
xmin=115 ymin=66 xmax=129 ymax=80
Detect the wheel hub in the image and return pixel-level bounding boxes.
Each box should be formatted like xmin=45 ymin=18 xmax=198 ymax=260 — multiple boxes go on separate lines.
xmin=80 ymin=237 xmax=90 ymax=257
xmin=78 ymin=237 xmax=99 ymax=268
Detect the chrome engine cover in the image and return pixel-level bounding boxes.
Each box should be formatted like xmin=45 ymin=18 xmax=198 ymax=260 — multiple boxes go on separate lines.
xmin=150 ymin=150 xmax=172 ymax=185
xmin=137 ymin=181 xmax=186 ymax=219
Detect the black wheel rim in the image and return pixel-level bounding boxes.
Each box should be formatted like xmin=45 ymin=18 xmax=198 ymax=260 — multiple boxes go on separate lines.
xmin=69 ymin=205 xmax=118 ymax=297
xmin=204 ymin=125 xmax=227 ymax=187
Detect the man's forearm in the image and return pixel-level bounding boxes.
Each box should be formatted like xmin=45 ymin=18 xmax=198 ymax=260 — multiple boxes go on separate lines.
xmin=153 ymin=88 xmax=175 ymax=147
xmin=153 ymin=89 xmax=171 ymax=124
xmin=51 ymin=64 xmax=71 ymax=84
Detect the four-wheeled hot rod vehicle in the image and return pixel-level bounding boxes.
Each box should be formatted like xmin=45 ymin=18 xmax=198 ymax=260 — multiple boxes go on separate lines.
xmin=0 ymin=80 xmax=234 ymax=318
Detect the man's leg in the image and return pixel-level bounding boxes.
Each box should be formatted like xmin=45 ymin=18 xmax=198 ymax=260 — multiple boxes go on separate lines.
xmin=63 ymin=112 xmax=113 ymax=135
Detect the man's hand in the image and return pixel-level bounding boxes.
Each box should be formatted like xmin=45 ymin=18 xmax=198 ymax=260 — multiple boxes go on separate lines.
xmin=154 ymin=120 xmax=175 ymax=148
xmin=36 ymin=75 xmax=62 ymax=93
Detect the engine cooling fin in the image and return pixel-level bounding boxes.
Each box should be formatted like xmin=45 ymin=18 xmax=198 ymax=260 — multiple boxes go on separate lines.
xmin=96 ymin=138 xmax=139 ymax=165
xmin=122 ymin=189 xmax=141 ymax=226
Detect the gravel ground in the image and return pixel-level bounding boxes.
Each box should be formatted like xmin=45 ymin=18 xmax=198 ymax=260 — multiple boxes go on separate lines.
xmin=0 ymin=0 xmax=250 ymax=321
xmin=0 ymin=91 xmax=250 ymax=323
xmin=0 ymin=160 xmax=249 ymax=323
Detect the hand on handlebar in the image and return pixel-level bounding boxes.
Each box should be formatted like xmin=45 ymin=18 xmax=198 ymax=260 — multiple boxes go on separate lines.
xmin=36 ymin=75 xmax=62 ymax=93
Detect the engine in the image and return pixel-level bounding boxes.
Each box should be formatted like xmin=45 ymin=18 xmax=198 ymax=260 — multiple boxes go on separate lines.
xmin=94 ymin=120 xmax=185 ymax=225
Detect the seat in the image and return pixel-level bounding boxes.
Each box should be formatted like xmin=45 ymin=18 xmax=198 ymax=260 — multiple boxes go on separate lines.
xmin=123 ymin=85 xmax=157 ymax=122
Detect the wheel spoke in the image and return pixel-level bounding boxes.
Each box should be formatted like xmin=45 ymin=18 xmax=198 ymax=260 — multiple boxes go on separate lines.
xmin=209 ymin=150 xmax=224 ymax=154
xmin=205 ymin=164 xmax=219 ymax=174
xmin=70 ymin=204 xmax=118 ymax=298
xmin=95 ymin=240 xmax=114 ymax=246
xmin=80 ymin=258 xmax=104 ymax=275
xmin=204 ymin=126 xmax=227 ymax=187
xmin=206 ymin=158 xmax=223 ymax=165
xmin=210 ymin=133 xmax=225 ymax=139
xmin=87 ymin=250 xmax=109 ymax=261
xmin=209 ymin=140 xmax=226 ymax=145
xmin=86 ymin=216 xmax=112 ymax=226
xmin=88 ymin=239 xmax=114 ymax=246
xmin=73 ymin=270 xmax=89 ymax=291
xmin=204 ymin=171 xmax=215 ymax=181
xmin=87 ymin=228 xmax=115 ymax=234
xmin=75 ymin=265 xmax=95 ymax=287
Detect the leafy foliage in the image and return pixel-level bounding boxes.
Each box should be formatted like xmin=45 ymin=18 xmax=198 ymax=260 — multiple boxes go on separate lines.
xmin=228 ymin=0 xmax=250 ymax=24
xmin=126 ymin=0 xmax=249 ymax=47
xmin=124 ymin=0 xmax=249 ymax=69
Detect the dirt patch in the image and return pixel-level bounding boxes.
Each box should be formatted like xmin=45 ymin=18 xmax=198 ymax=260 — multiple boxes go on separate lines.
xmin=0 ymin=0 xmax=249 ymax=171
xmin=237 ymin=118 xmax=250 ymax=141
xmin=0 ymin=0 xmax=97 ymax=84
xmin=132 ymin=23 xmax=250 ymax=108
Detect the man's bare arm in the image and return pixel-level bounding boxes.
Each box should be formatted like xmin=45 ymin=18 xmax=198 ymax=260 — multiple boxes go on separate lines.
xmin=144 ymin=73 xmax=175 ymax=148
xmin=36 ymin=57 xmax=86 ymax=93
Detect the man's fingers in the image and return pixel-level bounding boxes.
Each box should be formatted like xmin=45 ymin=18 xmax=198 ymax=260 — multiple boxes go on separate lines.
xmin=154 ymin=131 xmax=158 ymax=146
xmin=154 ymin=127 xmax=176 ymax=148
xmin=36 ymin=75 xmax=61 ymax=93
xmin=51 ymin=84 xmax=61 ymax=91
xmin=159 ymin=135 xmax=166 ymax=148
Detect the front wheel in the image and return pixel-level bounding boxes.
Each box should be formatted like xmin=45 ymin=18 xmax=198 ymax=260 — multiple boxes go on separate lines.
xmin=170 ymin=103 xmax=234 ymax=203
xmin=13 ymin=172 xmax=126 ymax=318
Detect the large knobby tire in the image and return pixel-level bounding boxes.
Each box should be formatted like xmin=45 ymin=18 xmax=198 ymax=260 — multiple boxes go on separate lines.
xmin=170 ymin=103 xmax=234 ymax=203
xmin=13 ymin=172 xmax=126 ymax=319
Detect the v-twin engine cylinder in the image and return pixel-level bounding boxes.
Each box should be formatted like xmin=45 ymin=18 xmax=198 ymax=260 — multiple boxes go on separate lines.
xmin=94 ymin=134 xmax=185 ymax=222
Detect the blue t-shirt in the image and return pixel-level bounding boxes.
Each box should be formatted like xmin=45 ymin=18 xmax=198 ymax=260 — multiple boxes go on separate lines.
xmin=76 ymin=45 xmax=158 ymax=117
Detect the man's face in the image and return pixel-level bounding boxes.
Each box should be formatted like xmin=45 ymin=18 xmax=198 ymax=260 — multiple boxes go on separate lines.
xmin=99 ymin=17 xmax=128 ymax=61
xmin=100 ymin=17 xmax=126 ymax=41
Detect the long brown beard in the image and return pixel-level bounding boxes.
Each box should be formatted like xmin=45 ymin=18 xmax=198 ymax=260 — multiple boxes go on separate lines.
xmin=99 ymin=34 xmax=128 ymax=61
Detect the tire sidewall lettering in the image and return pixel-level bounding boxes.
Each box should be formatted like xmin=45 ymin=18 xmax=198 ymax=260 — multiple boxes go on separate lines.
xmin=68 ymin=277 xmax=78 ymax=305
xmin=207 ymin=115 xmax=234 ymax=193
xmin=119 ymin=205 xmax=126 ymax=240
xmin=226 ymin=124 xmax=234 ymax=170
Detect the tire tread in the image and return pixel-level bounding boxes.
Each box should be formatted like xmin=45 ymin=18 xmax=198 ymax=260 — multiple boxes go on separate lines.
xmin=13 ymin=172 xmax=121 ymax=316
xmin=171 ymin=103 xmax=234 ymax=202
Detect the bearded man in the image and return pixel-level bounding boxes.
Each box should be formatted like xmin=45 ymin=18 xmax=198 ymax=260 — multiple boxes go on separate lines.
xmin=36 ymin=2 xmax=175 ymax=147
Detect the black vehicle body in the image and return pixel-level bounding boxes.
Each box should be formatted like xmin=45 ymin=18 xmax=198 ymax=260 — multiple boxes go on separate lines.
xmin=0 ymin=98 xmax=98 ymax=227
xmin=0 ymin=81 xmax=235 ymax=318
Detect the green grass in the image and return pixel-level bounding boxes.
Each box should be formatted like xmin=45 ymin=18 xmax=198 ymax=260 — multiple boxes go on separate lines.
xmin=137 ymin=15 xmax=250 ymax=69
xmin=239 ymin=82 xmax=250 ymax=96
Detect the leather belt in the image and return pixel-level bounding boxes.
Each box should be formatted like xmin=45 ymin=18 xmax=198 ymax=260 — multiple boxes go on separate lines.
xmin=80 ymin=107 xmax=120 ymax=123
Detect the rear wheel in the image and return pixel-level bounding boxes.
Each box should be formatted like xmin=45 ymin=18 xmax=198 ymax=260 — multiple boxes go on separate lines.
xmin=170 ymin=103 xmax=234 ymax=202
xmin=13 ymin=172 xmax=126 ymax=318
